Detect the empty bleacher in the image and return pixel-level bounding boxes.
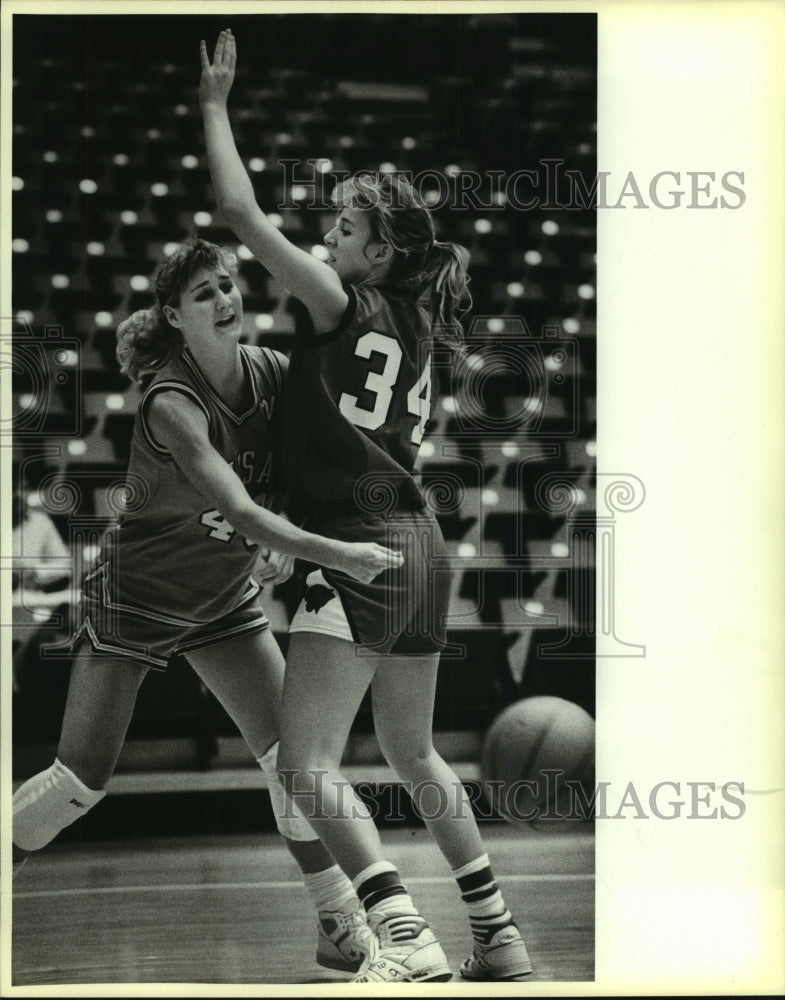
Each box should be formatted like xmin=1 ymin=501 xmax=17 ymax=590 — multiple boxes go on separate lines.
xmin=11 ymin=12 xmax=597 ymax=797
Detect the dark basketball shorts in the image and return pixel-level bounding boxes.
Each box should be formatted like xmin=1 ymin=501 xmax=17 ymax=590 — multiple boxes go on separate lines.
xmin=70 ymin=573 xmax=270 ymax=671
xmin=289 ymin=507 xmax=452 ymax=656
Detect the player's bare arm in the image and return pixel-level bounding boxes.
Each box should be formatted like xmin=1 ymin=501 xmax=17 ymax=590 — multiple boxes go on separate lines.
xmin=199 ymin=29 xmax=348 ymax=332
xmin=255 ymin=549 xmax=295 ymax=587
xmin=256 ymin=510 xmax=296 ymax=586
xmin=147 ymin=390 xmax=402 ymax=584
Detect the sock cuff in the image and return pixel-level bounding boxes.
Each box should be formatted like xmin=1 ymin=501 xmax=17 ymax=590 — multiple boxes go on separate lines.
xmin=303 ymin=864 xmax=356 ymax=911
xmin=303 ymin=863 xmax=346 ymax=895
xmin=52 ymin=758 xmax=106 ymax=803
xmin=352 ymin=860 xmax=398 ymax=893
xmin=451 ymin=852 xmax=490 ymax=880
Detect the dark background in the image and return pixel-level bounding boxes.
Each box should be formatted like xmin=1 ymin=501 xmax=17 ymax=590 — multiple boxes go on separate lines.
xmin=11 ymin=10 xmax=597 ymax=835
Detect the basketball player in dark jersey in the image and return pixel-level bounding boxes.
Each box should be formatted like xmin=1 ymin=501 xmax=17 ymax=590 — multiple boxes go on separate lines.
xmin=200 ymin=30 xmax=531 ymax=983
xmin=12 ymin=236 xmax=403 ymax=975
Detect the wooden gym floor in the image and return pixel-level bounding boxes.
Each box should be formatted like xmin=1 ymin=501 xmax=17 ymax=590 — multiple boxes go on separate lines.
xmin=11 ymin=823 xmax=594 ymax=989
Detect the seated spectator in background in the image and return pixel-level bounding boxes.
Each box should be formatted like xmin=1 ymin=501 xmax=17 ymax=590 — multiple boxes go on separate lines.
xmin=12 ymin=484 xmax=72 ymax=692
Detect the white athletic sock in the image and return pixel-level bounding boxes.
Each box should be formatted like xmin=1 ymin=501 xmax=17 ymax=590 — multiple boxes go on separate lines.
xmin=303 ymin=863 xmax=359 ymax=913
xmin=13 ymin=758 xmax=106 ymax=852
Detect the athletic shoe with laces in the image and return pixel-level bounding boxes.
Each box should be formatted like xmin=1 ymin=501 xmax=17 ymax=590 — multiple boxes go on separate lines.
xmin=460 ymin=919 xmax=533 ymax=981
xmin=316 ymin=903 xmax=375 ymax=973
xmin=351 ymin=911 xmax=452 ymax=983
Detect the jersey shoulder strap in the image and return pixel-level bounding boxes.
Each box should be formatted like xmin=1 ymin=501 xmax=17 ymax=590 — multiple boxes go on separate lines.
xmin=138 ymin=379 xmax=211 ymax=455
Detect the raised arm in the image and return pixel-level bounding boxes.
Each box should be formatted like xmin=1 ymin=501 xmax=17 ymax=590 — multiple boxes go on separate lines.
xmin=198 ymin=30 xmax=348 ymax=332
xmin=147 ymin=390 xmax=401 ymax=583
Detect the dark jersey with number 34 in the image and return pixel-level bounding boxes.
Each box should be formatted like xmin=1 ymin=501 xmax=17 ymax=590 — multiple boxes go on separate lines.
xmin=283 ymin=283 xmax=434 ymax=516
xmin=91 ymin=345 xmax=286 ymax=626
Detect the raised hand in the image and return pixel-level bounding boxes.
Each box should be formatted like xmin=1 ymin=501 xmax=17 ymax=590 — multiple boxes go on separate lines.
xmin=339 ymin=543 xmax=404 ymax=584
xmin=199 ymin=29 xmax=236 ymax=108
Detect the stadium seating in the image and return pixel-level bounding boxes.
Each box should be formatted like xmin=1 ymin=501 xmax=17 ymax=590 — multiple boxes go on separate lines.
xmin=12 ymin=12 xmax=596 ymax=773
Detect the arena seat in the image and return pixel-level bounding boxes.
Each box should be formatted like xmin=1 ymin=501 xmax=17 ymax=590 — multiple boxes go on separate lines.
xmin=11 ymin=11 xmax=597 ymax=770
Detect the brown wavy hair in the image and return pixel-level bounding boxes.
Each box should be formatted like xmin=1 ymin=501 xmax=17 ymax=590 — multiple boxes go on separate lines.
xmin=116 ymin=236 xmax=238 ymax=387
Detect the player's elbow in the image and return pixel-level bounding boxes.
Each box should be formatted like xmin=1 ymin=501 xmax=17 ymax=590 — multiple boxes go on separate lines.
xmin=221 ymin=496 xmax=266 ymax=546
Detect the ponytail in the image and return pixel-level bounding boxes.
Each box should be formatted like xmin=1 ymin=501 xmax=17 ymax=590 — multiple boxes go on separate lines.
xmin=427 ymin=241 xmax=471 ymax=353
xmin=115 ymin=306 xmax=183 ymax=389
xmin=334 ymin=174 xmax=471 ymax=353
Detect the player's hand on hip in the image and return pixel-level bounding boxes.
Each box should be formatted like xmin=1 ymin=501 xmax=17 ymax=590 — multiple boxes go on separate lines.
xmin=199 ymin=29 xmax=236 ymax=108
xmin=341 ymin=542 xmax=404 ymax=584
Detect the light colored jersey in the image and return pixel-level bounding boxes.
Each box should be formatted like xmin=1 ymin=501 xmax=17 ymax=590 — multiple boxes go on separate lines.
xmin=88 ymin=344 xmax=286 ymax=626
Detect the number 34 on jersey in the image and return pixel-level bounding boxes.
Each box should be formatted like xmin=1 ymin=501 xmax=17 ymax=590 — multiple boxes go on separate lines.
xmin=338 ymin=331 xmax=432 ymax=446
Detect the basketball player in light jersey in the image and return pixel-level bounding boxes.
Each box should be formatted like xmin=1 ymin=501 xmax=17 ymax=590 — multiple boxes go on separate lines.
xmin=200 ymin=30 xmax=532 ymax=983
xmin=12 ymin=236 xmax=403 ymax=976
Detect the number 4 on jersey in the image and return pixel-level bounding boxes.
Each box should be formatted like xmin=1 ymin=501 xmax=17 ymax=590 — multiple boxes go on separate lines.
xmin=407 ymin=361 xmax=431 ymax=445
xmin=339 ymin=331 xmax=432 ymax=446
xmin=200 ymin=508 xmax=255 ymax=547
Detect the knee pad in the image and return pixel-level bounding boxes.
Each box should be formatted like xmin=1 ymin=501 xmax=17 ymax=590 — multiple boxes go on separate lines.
xmin=257 ymin=741 xmax=318 ymax=842
xmin=13 ymin=758 xmax=106 ymax=852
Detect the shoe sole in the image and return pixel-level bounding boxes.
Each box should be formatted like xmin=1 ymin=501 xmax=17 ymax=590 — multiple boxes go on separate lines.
xmin=400 ymin=958 xmax=453 ymax=983
xmin=355 ymin=970 xmax=452 ymax=983
xmin=461 ymin=969 xmax=533 ymax=982
xmin=400 ymin=940 xmax=453 ymax=982
xmin=353 ymin=945 xmax=453 ymax=984
xmin=354 ymin=922 xmax=453 ymax=983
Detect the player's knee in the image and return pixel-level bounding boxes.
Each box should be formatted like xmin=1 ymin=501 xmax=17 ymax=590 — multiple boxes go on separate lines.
xmin=383 ymin=741 xmax=435 ymax=780
xmin=256 ymin=741 xmax=317 ymax=843
xmin=276 ymin=737 xmax=328 ymax=782
xmin=276 ymin=751 xmax=314 ymax=792
xmin=259 ymin=741 xmax=305 ymax=794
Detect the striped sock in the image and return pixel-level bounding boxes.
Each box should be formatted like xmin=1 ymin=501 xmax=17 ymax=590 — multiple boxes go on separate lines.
xmin=453 ymin=853 xmax=515 ymax=946
xmin=353 ymin=861 xmax=417 ymax=918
